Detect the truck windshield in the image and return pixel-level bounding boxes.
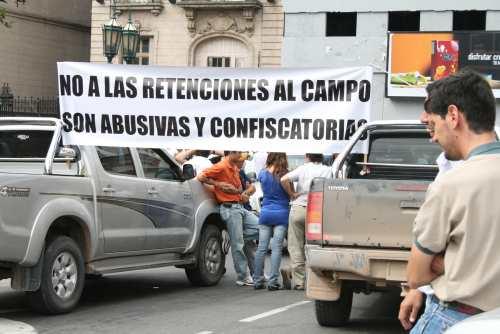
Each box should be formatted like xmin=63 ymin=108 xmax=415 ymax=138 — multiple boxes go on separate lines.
xmin=0 ymin=130 xmax=53 ymax=158
xmin=369 ymin=136 xmax=441 ymax=165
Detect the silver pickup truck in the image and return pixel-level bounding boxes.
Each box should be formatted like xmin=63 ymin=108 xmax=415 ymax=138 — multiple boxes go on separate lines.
xmin=305 ymin=120 xmax=443 ymax=327
xmin=0 ymin=117 xmax=225 ymax=314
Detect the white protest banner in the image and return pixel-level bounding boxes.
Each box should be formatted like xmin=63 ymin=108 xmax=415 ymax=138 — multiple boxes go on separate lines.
xmin=57 ymin=62 xmax=372 ymax=153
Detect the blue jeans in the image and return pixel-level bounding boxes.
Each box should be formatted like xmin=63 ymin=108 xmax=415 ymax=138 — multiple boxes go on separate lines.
xmin=253 ymin=224 xmax=287 ymax=286
xmin=410 ymin=295 xmax=470 ymax=334
xmin=220 ymin=204 xmax=259 ymax=281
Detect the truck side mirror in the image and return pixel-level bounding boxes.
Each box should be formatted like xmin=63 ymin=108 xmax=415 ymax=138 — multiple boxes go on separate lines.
xmin=182 ymin=164 xmax=196 ymax=179
xmin=56 ymin=147 xmax=77 ymax=161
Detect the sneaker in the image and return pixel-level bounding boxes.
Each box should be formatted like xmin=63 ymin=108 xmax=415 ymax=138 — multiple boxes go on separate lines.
xmin=254 ymin=282 xmax=266 ymax=290
xmin=280 ymin=268 xmax=292 ymax=290
xmin=268 ymin=283 xmax=281 ymax=291
xmin=293 ymin=285 xmax=305 ymax=291
xmin=236 ymin=276 xmax=254 ymax=287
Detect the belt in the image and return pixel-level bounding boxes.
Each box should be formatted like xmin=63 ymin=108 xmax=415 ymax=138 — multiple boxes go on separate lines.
xmin=221 ymin=201 xmax=240 ymax=207
xmin=432 ymin=295 xmax=483 ymax=316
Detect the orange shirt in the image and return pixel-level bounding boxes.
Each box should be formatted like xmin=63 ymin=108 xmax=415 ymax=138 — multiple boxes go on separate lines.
xmin=200 ymin=157 xmax=242 ymax=203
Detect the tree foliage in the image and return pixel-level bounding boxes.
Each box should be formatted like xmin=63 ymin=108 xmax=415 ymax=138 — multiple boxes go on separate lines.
xmin=1 ymin=0 xmax=12 ymax=28
xmin=1 ymin=0 xmax=8 ymax=27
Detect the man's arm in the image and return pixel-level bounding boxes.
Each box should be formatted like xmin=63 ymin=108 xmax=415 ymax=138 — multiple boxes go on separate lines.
xmin=408 ymin=181 xmax=448 ymax=288
xmin=280 ymin=168 xmax=300 ymax=199
xmin=244 ymin=183 xmax=256 ymax=196
xmin=197 ymin=173 xmax=218 ymax=187
xmin=175 ymin=149 xmax=195 ymax=164
xmin=407 ymin=245 xmax=439 ymax=289
xmin=280 ymin=178 xmax=297 ymax=199
xmin=197 ymin=174 xmax=240 ymax=194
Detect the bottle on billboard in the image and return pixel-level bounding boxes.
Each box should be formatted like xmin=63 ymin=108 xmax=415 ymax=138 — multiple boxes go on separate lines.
xmin=431 ymin=40 xmax=459 ymax=81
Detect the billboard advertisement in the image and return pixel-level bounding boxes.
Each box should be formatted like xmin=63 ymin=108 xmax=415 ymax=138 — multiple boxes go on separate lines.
xmin=387 ymin=31 xmax=500 ymax=98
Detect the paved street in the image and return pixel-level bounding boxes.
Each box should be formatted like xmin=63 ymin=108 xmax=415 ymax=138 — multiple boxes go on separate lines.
xmin=0 ymin=257 xmax=404 ymax=334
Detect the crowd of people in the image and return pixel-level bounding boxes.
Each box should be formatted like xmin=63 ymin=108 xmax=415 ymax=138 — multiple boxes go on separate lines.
xmin=170 ymin=69 xmax=500 ymax=333
xmin=172 ymin=146 xmax=333 ymax=290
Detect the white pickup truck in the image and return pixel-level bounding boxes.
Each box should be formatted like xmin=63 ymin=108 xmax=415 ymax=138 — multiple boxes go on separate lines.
xmin=305 ymin=120 xmax=443 ymax=326
xmin=0 ymin=117 xmax=225 ymax=314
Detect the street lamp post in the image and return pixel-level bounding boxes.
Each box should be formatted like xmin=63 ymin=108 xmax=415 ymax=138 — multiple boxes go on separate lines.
xmin=122 ymin=12 xmax=140 ymax=64
xmin=102 ymin=11 xmax=122 ymax=63
xmin=102 ymin=0 xmax=140 ymax=64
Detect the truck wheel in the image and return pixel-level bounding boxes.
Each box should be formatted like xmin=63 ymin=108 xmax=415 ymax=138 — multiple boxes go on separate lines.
xmin=315 ymin=286 xmax=353 ymax=327
xmin=27 ymin=236 xmax=85 ymax=314
xmin=185 ymin=225 xmax=225 ymax=286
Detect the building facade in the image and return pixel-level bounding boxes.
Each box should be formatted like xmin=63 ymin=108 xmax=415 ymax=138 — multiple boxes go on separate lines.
xmin=90 ymin=0 xmax=283 ymax=68
xmin=282 ymin=0 xmax=500 ymax=121
xmin=0 ymin=0 xmax=91 ymax=98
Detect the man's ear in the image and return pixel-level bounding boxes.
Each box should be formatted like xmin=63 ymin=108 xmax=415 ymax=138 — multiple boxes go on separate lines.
xmin=446 ymin=104 xmax=461 ymax=129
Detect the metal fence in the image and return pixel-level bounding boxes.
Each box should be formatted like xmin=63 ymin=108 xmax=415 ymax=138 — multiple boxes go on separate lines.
xmin=0 ymin=96 xmax=59 ymax=118
xmin=115 ymin=0 xmax=159 ymax=4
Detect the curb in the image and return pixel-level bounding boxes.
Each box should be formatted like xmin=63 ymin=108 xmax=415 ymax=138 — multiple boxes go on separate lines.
xmin=0 ymin=279 xmax=11 ymax=288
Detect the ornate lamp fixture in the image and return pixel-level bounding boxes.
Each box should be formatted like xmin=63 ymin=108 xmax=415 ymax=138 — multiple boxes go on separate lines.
xmin=121 ymin=12 xmax=140 ymax=64
xmin=101 ymin=1 xmax=140 ymax=64
xmin=102 ymin=12 xmax=122 ymax=63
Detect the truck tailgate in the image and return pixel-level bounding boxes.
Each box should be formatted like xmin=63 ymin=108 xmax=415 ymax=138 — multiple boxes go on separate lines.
xmin=322 ymin=178 xmax=430 ymax=248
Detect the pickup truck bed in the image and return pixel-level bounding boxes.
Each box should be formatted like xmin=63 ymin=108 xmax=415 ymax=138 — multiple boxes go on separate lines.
xmin=305 ymin=121 xmax=441 ymax=327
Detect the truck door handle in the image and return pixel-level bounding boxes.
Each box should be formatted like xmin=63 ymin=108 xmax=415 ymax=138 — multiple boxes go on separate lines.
xmin=148 ymin=188 xmax=159 ymax=195
xmin=400 ymin=200 xmax=422 ymax=209
xmin=102 ymin=187 xmax=115 ymax=193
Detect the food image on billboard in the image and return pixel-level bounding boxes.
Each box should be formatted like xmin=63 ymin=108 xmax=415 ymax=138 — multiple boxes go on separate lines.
xmin=431 ymin=40 xmax=459 ymax=81
xmin=387 ymin=32 xmax=500 ymax=98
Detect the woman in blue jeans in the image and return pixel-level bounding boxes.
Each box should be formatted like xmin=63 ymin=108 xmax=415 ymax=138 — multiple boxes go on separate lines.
xmin=253 ymin=153 xmax=291 ymax=291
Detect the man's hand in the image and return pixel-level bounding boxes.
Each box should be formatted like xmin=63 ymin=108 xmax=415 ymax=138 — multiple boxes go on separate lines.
xmin=399 ymin=289 xmax=424 ymax=330
xmin=240 ymin=192 xmax=250 ymax=203
xmin=431 ymin=254 xmax=444 ymax=275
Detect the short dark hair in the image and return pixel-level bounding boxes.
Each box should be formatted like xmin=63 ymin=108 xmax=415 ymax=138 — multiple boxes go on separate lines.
xmin=224 ymin=151 xmax=239 ymax=156
xmin=425 ymin=69 xmax=496 ymax=134
xmin=306 ymin=153 xmax=323 ymax=163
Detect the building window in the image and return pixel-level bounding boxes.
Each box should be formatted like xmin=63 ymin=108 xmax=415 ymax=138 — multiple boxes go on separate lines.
xmin=326 ymin=12 xmax=357 ymax=37
xmin=126 ymin=36 xmax=151 ymax=65
xmin=207 ymin=57 xmax=231 ymax=67
xmin=453 ymin=11 xmax=486 ymax=31
xmin=388 ymin=11 xmax=420 ymax=32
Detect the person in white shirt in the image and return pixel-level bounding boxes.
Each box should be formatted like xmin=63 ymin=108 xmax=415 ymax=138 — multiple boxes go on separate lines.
xmin=280 ymin=153 xmax=333 ymax=290
xmin=182 ymin=150 xmax=213 ymax=177
xmin=252 ymin=151 xmax=268 ymax=179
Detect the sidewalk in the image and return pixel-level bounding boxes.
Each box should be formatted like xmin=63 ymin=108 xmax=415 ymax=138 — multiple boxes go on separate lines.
xmin=0 ymin=319 xmax=36 ymax=334
xmin=0 ymin=280 xmax=36 ymax=333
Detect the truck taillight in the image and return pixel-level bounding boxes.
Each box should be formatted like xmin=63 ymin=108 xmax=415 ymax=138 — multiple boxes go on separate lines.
xmin=306 ymin=191 xmax=323 ymax=241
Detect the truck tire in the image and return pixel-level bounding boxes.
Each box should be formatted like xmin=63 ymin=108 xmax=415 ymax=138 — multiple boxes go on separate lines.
xmin=27 ymin=236 xmax=85 ymax=314
xmin=185 ymin=225 xmax=225 ymax=286
xmin=315 ymin=286 xmax=353 ymax=327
